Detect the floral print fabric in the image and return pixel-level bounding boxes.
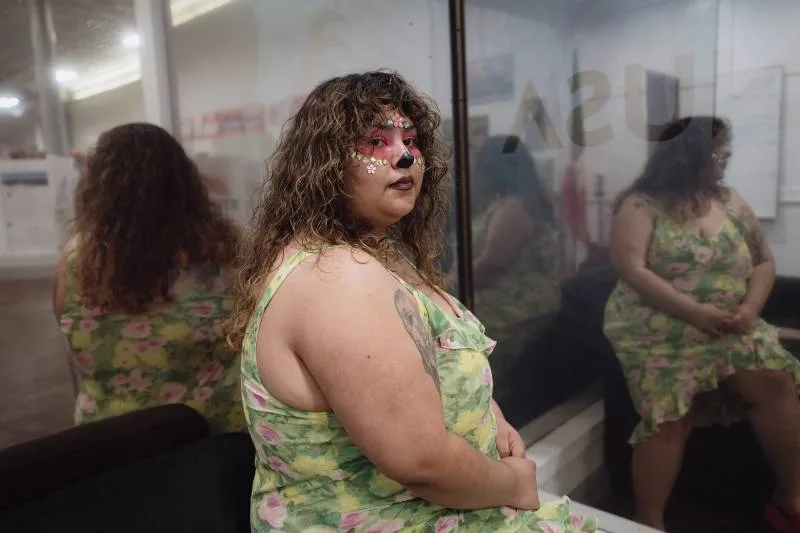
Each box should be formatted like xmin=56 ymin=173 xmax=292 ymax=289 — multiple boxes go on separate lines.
xmin=242 ymin=248 xmax=597 ymax=532
xmin=604 ymin=198 xmax=800 ymax=444
xmin=471 ymin=204 xmax=562 ymax=399
xmin=59 ymin=240 xmax=244 ymax=433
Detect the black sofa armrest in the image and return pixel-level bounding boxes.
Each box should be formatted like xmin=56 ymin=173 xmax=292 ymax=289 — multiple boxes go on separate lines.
xmin=0 ymin=404 xmax=209 ymax=510
xmin=0 ymin=432 xmax=255 ymax=533
xmin=762 ymin=276 xmax=800 ymax=328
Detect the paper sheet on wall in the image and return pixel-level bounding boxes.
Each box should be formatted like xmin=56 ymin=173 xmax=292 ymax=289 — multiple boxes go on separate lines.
xmin=715 ymin=66 xmax=783 ymax=219
xmin=1 ymin=174 xmax=56 ymax=254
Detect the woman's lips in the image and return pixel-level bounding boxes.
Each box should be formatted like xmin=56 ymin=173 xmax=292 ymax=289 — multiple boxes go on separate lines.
xmin=389 ymin=176 xmax=414 ymax=190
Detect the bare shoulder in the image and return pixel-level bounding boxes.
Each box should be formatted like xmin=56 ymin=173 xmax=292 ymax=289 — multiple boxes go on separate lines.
xmin=613 ymin=194 xmax=655 ymax=232
xmin=616 ymin=193 xmax=653 ymax=217
xmin=499 ymin=196 xmax=535 ymax=228
xmin=281 ymin=246 xmax=403 ymax=322
xmin=726 ymin=187 xmax=751 ymax=216
xmin=301 ymin=246 xmax=396 ymax=291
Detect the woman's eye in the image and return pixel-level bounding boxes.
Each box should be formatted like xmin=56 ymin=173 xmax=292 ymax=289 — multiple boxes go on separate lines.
xmin=368 ymin=138 xmax=386 ymax=147
xmin=403 ymin=137 xmax=418 ymax=147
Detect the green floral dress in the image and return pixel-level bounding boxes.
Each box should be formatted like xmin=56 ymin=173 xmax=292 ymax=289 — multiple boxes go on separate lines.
xmin=59 ymin=239 xmax=245 ymax=433
xmin=472 ymin=203 xmax=562 ymax=398
xmin=242 ymin=248 xmax=597 ymax=532
xmin=604 ymin=198 xmax=800 ymax=444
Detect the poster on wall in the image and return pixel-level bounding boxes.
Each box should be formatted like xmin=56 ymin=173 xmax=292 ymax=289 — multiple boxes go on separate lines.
xmin=182 ymin=104 xmax=266 ymax=141
xmin=183 ymin=105 xmax=268 ymax=224
xmin=716 ymin=66 xmax=783 ymax=219
xmin=467 ymin=54 xmax=515 ymax=105
xmin=51 ymin=156 xmax=81 ymax=249
xmin=0 ymin=169 xmax=57 ymax=254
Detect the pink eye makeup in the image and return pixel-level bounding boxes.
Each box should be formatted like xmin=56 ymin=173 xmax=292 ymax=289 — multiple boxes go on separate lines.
xmin=349 ymin=114 xmax=427 ymax=173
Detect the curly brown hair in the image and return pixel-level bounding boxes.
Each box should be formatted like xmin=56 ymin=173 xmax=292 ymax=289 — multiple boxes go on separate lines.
xmin=615 ymin=115 xmax=732 ymax=221
xmin=73 ymin=122 xmax=240 ymax=313
xmin=227 ymin=71 xmax=451 ymax=349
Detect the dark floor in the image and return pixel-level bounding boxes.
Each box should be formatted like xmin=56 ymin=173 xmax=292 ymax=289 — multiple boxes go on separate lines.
xmin=0 ymin=277 xmax=74 ymax=450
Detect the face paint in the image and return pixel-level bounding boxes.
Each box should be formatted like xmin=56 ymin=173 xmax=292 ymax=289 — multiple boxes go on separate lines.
xmin=351 ymin=112 xmax=424 ymax=174
xmin=396 ymin=150 xmax=414 ymax=169
xmin=351 ymin=152 xmax=388 ymax=174
xmin=386 ymin=112 xmax=413 ymax=131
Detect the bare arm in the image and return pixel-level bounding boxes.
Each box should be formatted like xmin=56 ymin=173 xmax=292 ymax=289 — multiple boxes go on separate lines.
xmin=51 ymin=248 xmax=69 ymax=320
xmin=473 ymin=197 xmax=535 ymax=287
xmin=609 ymin=195 xmax=700 ymax=322
xmin=731 ymin=189 xmax=775 ymax=313
xmin=294 ymin=249 xmax=521 ymax=510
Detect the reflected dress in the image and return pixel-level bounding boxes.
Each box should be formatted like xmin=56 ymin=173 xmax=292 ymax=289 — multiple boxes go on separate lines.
xmin=604 ymin=199 xmax=800 ymax=443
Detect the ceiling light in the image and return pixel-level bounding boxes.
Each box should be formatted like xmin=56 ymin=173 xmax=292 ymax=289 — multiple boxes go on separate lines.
xmin=122 ymin=32 xmax=141 ymax=49
xmin=55 ymin=68 xmax=78 ymax=84
xmin=0 ymin=96 xmax=20 ymax=109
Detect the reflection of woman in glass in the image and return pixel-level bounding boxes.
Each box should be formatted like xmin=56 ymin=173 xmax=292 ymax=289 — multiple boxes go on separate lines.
xmin=469 ymin=135 xmax=562 ymax=398
xmin=53 ymin=123 xmax=244 ymax=433
xmin=604 ymin=116 xmax=800 ymax=530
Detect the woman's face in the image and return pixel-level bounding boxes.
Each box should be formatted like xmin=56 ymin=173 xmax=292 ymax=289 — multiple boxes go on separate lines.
xmin=345 ymin=110 xmax=425 ymax=233
xmin=711 ymin=144 xmax=731 ymax=182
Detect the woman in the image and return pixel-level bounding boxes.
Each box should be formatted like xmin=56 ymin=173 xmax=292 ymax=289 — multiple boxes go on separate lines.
xmin=53 ymin=123 xmax=244 ymax=434
xmin=604 ymin=116 xmax=800 ymax=531
xmin=468 ymin=135 xmax=562 ymax=400
xmin=227 ymin=72 xmax=596 ymax=532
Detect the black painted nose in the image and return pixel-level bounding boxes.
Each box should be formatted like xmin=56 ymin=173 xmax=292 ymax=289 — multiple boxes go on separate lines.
xmin=396 ymin=151 xmax=414 ymax=169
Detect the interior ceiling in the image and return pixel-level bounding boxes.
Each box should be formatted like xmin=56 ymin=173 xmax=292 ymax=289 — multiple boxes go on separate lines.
xmin=0 ymin=0 xmax=135 ymax=90
xmin=0 ymin=0 xmax=680 ymax=141
xmin=0 ymin=0 xmax=680 ymax=94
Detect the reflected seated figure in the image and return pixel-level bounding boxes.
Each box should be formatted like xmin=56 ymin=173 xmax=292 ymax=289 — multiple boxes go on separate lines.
xmin=52 ymin=123 xmax=245 ymax=434
xmin=604 ymin=116 xmax=800 ymax=532
xmin=459 ymin=135 xmax=563 ymax=403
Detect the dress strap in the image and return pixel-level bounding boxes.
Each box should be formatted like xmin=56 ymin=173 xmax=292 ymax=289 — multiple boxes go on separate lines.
xmin=384 ymin=264 xmax=433 ymax=327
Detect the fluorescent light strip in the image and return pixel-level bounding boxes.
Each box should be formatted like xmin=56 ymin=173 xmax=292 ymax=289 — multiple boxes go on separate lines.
xmin=71 ymin=59 xmax=141 ymax=100
xmin=171 ymin=0 xmax=235 ymax=25
xmin=68 ymin=0 xmax=236 ymax=101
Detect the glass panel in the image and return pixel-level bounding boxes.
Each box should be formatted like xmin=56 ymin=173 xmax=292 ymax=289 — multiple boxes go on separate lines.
xmin=0 ymin=0 xmax=144 ymax=449
xmin=460 ymin=0 xmax=718 ymax=428
xmin=172 ymin=0 xmax=454 ymax=229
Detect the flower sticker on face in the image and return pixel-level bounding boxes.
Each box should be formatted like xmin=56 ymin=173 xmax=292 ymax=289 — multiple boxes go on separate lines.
xmin=386 ymin=112 xmax=411 ymax=130
xmin=366 ymin=162 xmax=377 ymax=174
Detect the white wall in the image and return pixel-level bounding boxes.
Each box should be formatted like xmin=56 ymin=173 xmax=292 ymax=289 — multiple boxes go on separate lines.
xmin=66 ymin=0 xmax=574 ymax=160
xmin=67 ymin=82 xmax=145 ymax=151
xmin=574 ymin=0 xmax=800 ymax=276
xmin=65 ymin=0 xmax=800 ymax=276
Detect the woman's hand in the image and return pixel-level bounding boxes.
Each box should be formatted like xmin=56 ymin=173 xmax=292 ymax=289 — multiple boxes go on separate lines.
xmin=492 ymin=400 xmax=525 ymax=458
xmin=502 ymin=456 xmax=540 ymax=510
xmin=496 ymin=415 xmax=526 ymax=458
xmin=728 ymin=303 xmax=759 ymax=334
xmin=688 ymin=303 xmax=735 ymax=337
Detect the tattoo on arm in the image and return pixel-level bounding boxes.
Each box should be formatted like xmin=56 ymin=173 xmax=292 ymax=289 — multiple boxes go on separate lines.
xmin=742 ymin=205 xmax=769 ymax=266
xmin=393 ymin=289 xmax=440 ymax=394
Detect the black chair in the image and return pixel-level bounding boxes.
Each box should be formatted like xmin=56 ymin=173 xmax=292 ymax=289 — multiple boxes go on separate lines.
xmin=0 ymin=404 xmax=209 ymax=511
xmin=0 ymin=432 xmax=254 ymax=533
xmin=0 ymin=404 xmax=257 ymax=533
xmin=498 ymin=262 xmax=614 ymax=428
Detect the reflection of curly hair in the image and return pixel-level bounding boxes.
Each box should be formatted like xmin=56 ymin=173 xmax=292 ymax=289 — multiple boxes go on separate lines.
xmin=74 ymin=123 xmax=240 ymax=313
xmin=616 ymin=115 xmax=732 ymax=221
xmin=472 ymin=135 xmax=555 ymax=226
xmin=227 ymin=71 xmax=450 ymax=349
